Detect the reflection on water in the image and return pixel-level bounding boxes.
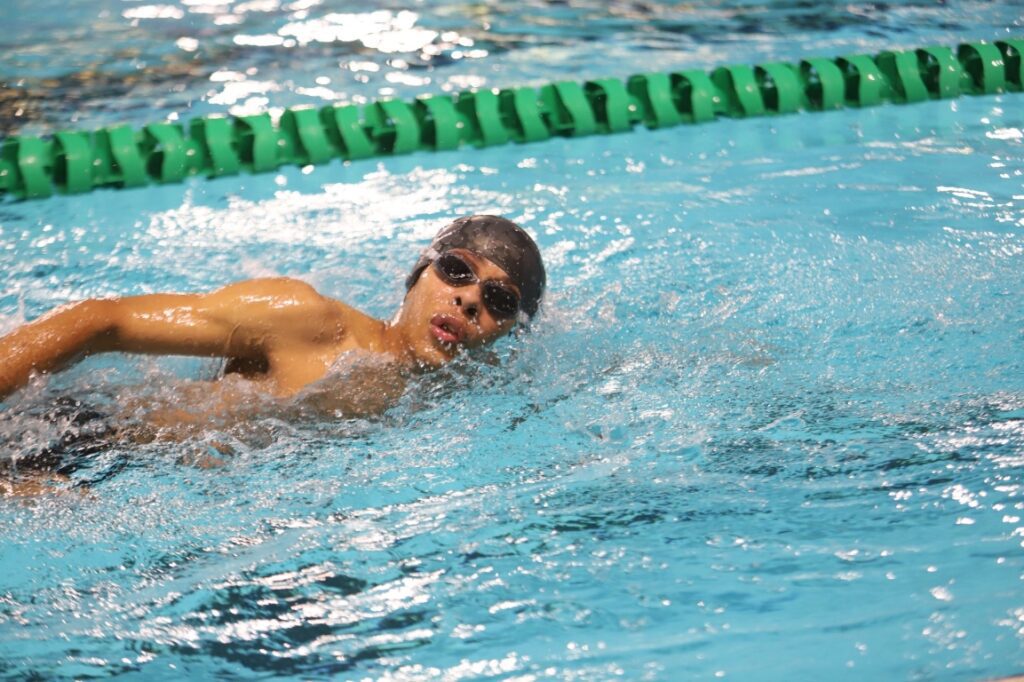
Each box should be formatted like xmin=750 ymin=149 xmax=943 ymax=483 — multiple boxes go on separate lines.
xmin=3 ymin=0 xmax=1021 ymax=135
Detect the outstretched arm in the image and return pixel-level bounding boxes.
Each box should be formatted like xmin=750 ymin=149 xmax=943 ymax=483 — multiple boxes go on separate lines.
xmin=0 ymin=299 xmax=117 ymax=400
xmin=0 ymin=278 xmax=343 ymax=401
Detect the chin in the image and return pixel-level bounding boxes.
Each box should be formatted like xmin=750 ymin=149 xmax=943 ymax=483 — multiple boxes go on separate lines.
xmin=414 ymin=340 xmax=456 ymax=369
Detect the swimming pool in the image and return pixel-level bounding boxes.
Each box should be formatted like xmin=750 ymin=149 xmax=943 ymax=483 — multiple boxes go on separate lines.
xmin=2 ymin=1 xmax=1023 ymax=679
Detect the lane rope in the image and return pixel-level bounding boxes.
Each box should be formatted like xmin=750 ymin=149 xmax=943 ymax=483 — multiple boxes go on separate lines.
xmin=1 ymin=38 xmax=1021 ymax=201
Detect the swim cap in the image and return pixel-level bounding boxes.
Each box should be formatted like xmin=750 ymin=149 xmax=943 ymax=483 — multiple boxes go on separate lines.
xmin=406 ymin=215 xmax=546 ymax=318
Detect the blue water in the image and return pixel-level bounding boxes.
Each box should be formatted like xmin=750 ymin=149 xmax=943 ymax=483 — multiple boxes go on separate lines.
xmin=2 ymin=1 xmax=1024 ymax=679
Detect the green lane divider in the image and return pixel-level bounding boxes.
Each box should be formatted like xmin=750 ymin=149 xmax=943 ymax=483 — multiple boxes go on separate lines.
xmin=1 ymin=38 xmax=1021 ymax=201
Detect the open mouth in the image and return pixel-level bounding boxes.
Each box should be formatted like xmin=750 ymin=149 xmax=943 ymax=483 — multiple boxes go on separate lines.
xmin=429 ymin=314 xmax=465 ymax=345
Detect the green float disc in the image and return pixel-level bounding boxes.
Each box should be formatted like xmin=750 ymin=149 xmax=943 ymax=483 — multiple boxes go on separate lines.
xmin=627 ymin=73 xmax=682 ymax=128
xmin=190 ymin=117 xmax=241 ymax=178
xmin=456 ymin=90 xmax=510 ymax=148
xmin=669 ymin=70 xmax=721 ymax=123
xmin=877 ymin=50 xmax=929 ymax=103
xmin=958 ymin=41 xmax=1006 ymax=94
xmin=754 ymin=63 xmax=802 ymax=114
xmin=917 ymin=46 xmax=962 ymax=99
xmin=413 ymin=96 xmax=462 ymax=151
xmin=365 ymin=100 xmax=422 ymax=154
xmin=583 ymin=79 xmax=637 ymax=134
xmin=498 ymin=87 xmax=550 ymax=144
xmin=540 ymin=81 xmax=598 ymax=137
xmin=53 ymin=131 xmax=93 ymax=193
xmin=711 ymin=65 xmax=766 ymax=117
xmin=835 ymin=55 xmax=884 ymax=107
xmin=97 ymin=126 xmax=147 ymax=188
xmin=142 ymin=123 xmax=188 ymax=183
xmin=6 ymin=137 xmax=54 ymax=199
xmin=234 ymin=114 xmax=279 ymax=173
xmin=996 ymin=39 xmax=1024 ymax=91
xmin=280 ymin=106 xmax=337 ymax=165
xmin=800 ymin=58 xmax=845 ymax=110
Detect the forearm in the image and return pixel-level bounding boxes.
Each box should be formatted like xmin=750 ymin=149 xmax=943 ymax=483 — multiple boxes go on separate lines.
xmin=0 ymin=299 xmax=116 ymax=400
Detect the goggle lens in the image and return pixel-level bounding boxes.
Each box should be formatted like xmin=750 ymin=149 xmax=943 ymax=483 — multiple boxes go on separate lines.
xmin=435 ymin=253 xmax=476 ymax=284
xmin=482 ymin=283 xmax=520 ymax=319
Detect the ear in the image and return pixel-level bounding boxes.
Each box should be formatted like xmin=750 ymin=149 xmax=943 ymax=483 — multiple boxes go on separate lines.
xmin=404 ymin=258 xmax=432 ymax=292
xmin=402 ymin=266 xmax=428 ymax=301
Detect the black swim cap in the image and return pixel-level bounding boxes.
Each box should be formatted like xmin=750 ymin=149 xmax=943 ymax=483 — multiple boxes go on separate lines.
xmin=406 ymin=215 xmax=546 ymax=318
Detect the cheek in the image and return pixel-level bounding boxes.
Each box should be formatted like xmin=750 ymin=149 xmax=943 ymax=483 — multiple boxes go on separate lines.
xmin=408 ymin=277 xmax=449 ymax=312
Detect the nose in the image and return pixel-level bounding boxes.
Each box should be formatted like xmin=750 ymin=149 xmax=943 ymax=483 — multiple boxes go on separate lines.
xmin=453 ymin=291 xmax=480 ymax=320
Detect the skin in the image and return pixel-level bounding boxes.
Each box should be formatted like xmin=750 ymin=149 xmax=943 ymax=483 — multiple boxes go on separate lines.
xmin=0 ymin=247 xmax=520 ymax=406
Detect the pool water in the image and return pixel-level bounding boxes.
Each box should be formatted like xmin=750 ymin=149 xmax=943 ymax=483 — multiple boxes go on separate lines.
xmin=1 ymin=1 xmax=1024 ymax=679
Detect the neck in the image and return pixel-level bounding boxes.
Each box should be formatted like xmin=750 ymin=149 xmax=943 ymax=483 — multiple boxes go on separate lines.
xmin=379 ymin=319 xmax=413 ymax=364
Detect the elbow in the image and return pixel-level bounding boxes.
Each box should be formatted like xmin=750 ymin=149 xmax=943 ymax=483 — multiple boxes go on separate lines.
xmin=76 ymin=298 xmax=120 ymax=353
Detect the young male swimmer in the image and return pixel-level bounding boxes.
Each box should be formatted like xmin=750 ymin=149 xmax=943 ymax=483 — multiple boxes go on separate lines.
xmin=0 ymin=215 xmax=546 ymax=410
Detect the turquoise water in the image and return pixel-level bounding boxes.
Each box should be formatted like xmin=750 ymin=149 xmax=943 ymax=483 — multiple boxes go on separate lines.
xmin=2 ymin=1 xmax=1024 ymax=679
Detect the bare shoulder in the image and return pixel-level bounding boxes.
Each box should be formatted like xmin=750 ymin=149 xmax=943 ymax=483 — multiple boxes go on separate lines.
xmin=256 ymin=278 xmax=369 ymax=322
xmin=203 ymin=277 xmax=348 ymax=319
xmin=206 ymin=277 xmax=327 ymax=304
xmin=192 ymin=277 xmax=361 ymax=343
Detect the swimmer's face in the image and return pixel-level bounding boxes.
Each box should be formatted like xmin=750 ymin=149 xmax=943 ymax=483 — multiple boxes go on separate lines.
xmin=396 ymin=249 xmax=520 ymax=367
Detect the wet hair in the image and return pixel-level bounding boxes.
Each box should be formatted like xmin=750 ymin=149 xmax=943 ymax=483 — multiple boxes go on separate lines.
xmin=405 ymin=215 xmax=546 ymax=318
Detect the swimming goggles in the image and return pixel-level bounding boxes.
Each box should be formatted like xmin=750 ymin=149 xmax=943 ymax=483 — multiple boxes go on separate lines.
xmin=433 ymin=252 xmax=521 ymax=320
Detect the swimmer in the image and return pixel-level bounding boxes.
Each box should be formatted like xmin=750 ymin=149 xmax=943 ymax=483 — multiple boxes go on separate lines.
xmin=0 ymin=215 xmax=546 ymax=415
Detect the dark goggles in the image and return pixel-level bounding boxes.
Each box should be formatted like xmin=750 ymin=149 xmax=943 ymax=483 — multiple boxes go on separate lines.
xmin=433 ymin=252 xmax=521 ymax=320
